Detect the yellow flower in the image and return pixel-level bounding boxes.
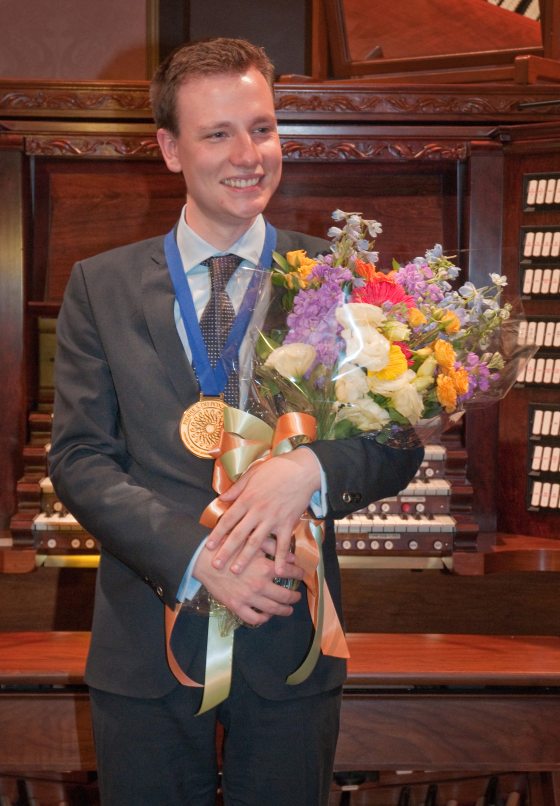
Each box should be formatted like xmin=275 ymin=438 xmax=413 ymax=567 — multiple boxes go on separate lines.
xmin=373 ymin=345 xmax=408 ymax=382
xmin=433 ymin=339 xmax=456 ymax=371
xmin=408 ymin=307 xmax=427 ymax=327
xmin=441 ymin=310 xmax=461 ymax=334
xmin=284 ymin=250 xmax=318 ymax=289
xmin=448 ymin=366 xmax=469 ymax=396
xmin=436 ymin=374 xmax=457 ymax=413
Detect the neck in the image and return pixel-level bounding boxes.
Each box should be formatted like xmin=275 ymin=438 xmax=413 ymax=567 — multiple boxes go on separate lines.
xmin=184 ymin=206 xmax=256 ymax=252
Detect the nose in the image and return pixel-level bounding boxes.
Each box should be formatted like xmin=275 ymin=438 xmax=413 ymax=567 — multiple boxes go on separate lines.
xmin=230 ymin=132 xmax=260 ymax=167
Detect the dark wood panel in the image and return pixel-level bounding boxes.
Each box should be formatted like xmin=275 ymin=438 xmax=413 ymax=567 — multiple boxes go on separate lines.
xmin=2 ymin=563 xmax=560 ymax=636
xmin=341 ymin=567 xmax=560 ymax=634
xmin=337 ymin=694 xmax=560 ymax=771
xmin=0 ymin=147 xmax=28 ymax=530
xmin=0 ymin=567 xmax=95 ymax=631
xmin=33 ymin=161 xmax=185 ymax=303
xmin=270 ymin=161 xmax=458 ymax=265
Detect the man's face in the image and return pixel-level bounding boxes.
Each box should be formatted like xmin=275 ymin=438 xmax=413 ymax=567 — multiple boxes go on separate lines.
xmin=156 ymin=67 xmax=282 ymax=249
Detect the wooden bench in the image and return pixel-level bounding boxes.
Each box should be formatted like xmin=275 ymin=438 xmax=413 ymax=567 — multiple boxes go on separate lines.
xmin=1 ymin=632 xmax=560 ymax=803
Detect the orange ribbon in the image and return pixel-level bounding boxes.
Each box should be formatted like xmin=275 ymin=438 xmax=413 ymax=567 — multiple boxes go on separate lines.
xmin=200 ymin=407 xmax=349 ymax=670
xmin=165 ymin=406 xmax=349 ymax=707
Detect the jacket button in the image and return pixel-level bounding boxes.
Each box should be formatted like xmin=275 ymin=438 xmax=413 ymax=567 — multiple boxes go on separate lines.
xmin=342 ymin=491 xmax=362 ymax=504
xmin=156 ymin=585 xmax=164 ymax=598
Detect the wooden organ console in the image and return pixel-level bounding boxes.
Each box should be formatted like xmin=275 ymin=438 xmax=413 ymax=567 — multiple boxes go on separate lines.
xmin=2 ymin=10 xmax=560 ymax=801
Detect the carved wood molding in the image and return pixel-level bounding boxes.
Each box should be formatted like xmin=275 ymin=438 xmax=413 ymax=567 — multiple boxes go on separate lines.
xmin=275 ymin=87 xmax=560 ymax=120
xmin=281 ymin=138 xmax=469 ymax=161
xmin=25 ymin=136 xmax=160 ymax=158
xmin=0 ymin=84 xmax=149 ymax=117
xmin=24 ymin=133 xmax=469 ymax=162
xmin=2 ymin=80 xmax=560 ymax=123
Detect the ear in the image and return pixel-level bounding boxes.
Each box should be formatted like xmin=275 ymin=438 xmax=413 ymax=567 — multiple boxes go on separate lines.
xmin=156 ymin=128 xmax=182 ymax=174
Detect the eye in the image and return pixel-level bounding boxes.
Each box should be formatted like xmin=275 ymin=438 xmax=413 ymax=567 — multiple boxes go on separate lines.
xmin=207 ymin=130 xmax=227 ymax=140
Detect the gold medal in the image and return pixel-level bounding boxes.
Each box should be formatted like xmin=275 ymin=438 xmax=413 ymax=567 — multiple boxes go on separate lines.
xmin=179 ymin=396 xmax=226 ymax=459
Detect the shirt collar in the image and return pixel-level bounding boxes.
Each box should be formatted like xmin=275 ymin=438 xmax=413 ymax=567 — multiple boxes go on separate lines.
xmin=176 ymin=205 xmax=266 ymax=274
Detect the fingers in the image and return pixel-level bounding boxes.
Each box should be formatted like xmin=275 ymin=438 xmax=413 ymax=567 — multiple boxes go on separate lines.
xmin=192 ymin=546 xmax=302 ymax=625
xmin=205 ymin=451 xmax=320 ymax=574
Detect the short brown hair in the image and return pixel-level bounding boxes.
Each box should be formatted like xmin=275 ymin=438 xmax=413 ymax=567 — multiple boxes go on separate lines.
xmin=150 ymin=37 xmax=276 ymax=136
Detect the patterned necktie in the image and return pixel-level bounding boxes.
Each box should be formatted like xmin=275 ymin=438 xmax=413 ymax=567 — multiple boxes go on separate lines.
xmin=199 ymin=254 xmax=241 ymax=406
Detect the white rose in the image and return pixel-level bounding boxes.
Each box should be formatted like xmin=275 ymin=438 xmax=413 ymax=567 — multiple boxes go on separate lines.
xmin=336 ymin=302 xmax=385 ymax=330
xmin=368 ymin=368 xmax=416 ymax=396
xmin=335 ymin=363 xmax=369 ymax=403
xmin=264 ymin=343 xmax=316 ymax=379
xmin=336 ymin=397 xmax=391 ymax=431
xmin=392 ymin=383 xmax=425 ymax=424
xmin=343 ymin=327 xmax=391 ymax=372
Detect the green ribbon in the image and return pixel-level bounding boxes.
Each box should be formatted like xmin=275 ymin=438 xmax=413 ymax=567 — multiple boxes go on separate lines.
xmin=197 ymin=603 xmax=236 ymax=715
xmin=286 ymin=520 xmax=325 ymax=685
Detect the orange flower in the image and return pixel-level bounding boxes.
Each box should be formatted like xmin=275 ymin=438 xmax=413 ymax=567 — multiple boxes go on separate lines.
xmin=354 ymin=258 xmax=378 ymax=283
xmin=441 ymin=310 xmax=461 ymax=334
xmin=433 ymin=339 xmax=456 ymax=371
xmin=408 ymin=307 xmax=427 ymax=327
xmin=436 ymin=373 xmax=457 ymax=413
xmin=448 ymin=366 xmax=469 ymax=396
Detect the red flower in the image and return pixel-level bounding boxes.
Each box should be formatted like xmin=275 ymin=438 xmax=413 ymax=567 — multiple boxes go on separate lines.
xmin=352 ymin=275 xmax=415 ymax=309
xmin=395 ymin=341 xmax=414 ymax=366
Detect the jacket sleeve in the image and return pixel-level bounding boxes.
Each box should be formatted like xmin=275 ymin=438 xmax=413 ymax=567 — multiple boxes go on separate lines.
xmin=308 ymin=435 xmax=424 ymax=521
xmin=49 ymin=263 xmax=208 ymax=609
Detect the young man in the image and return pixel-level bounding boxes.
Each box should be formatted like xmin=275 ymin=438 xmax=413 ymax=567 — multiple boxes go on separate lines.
xmin=50 ymin=38 xmax=423 ymax=805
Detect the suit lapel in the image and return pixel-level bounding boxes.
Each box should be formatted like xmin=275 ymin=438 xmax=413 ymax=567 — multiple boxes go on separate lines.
xmin=275 ymin=229 xmax=293 ymax=257
xmin=141 ymin=238 xmax=199 ymax=407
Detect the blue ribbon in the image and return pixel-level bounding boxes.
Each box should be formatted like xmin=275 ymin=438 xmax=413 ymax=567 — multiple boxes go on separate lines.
xmin=164 ymin=221 xmax=277 ymax=396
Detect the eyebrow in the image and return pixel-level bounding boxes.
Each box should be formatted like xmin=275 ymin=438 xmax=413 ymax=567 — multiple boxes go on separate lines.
xmin=198 ymin=114 xmax=277 ymax=132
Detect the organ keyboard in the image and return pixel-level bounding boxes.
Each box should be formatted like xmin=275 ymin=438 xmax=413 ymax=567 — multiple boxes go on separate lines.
xmin=335 ymin=452 xmax=458 ymax=556
xmin=335 ymin=513 xmax=456 ymax=556
xmin=12 ymin=437 xmax=466 ymax=559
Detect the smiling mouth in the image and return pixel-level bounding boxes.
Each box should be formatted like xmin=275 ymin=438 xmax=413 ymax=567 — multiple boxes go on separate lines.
xmin=222 ymin=177 xmax=262 ymax=189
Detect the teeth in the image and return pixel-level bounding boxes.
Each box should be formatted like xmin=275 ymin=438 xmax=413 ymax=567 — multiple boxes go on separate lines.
xmin=223 ymin=177 xmax=260 ymax=188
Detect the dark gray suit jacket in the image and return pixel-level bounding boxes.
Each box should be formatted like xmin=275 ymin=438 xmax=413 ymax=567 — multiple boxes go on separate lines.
xmin=49 ymin=227 xmax=423 ymax=706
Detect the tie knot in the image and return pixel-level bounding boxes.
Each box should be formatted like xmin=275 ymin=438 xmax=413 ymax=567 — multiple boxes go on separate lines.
xmin=205 ymin=254 xmax=241 ymax=293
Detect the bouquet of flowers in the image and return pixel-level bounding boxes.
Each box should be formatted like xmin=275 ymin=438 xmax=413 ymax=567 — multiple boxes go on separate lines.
xmin=168 ymin=210 xmax=536 ymax=714
xmin=251 ymin=209 xmax=536 ymax=447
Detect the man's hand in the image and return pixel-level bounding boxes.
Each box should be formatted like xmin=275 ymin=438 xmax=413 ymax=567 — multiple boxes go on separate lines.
xmin=192 ymin=536 xmax=303 ymax=627
xmin=205 ymin=448 xmax=321 ymax=577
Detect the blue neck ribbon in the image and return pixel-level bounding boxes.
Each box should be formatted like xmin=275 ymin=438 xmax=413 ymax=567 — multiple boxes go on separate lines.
xmin=164 ymin=221 xmax=277 ymax=396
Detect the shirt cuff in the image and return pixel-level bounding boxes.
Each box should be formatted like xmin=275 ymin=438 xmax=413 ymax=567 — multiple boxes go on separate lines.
xmin=176 ymin=538 xmax=207 ymax=602
xmin=297 ymin=445 xmax=328 ymax=517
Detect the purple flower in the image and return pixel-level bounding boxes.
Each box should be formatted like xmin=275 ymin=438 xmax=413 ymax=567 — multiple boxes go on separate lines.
xmin=285 ymin=281 xmax=345 ymax=370
xmin=394 ymin=261 xmax=431 ymax=301
xmin=457 ymin=353 xmax=497 ymax=402
xmin=309 ymin=262 xmax=353 ymax=286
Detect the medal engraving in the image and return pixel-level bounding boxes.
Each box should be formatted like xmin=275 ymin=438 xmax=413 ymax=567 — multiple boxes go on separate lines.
xmin=180 ymin=397 xmax=226 ymax=459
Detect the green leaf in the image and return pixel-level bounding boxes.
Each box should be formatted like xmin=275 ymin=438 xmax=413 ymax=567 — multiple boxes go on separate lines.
xmin=272 ymin=251 xmax=291 ymax=273
xmin=255 ymin=331 xmax=280 ymax=360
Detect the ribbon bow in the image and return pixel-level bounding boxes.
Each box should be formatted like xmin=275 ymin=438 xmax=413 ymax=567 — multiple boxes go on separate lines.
xmin=166 ymin=407 xmax=349 ymax=714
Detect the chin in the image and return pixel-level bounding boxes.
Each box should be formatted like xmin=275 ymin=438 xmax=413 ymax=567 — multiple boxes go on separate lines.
xmin=230 ymin=197 xmax=270 ymax=221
